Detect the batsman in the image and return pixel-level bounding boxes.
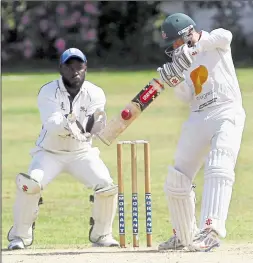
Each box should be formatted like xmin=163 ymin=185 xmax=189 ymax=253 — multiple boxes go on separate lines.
xmin=157 ymin=13 xmax=246 ymax=251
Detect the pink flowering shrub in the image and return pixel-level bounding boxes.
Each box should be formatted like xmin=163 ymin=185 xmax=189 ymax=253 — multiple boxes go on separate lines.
xmin=1 ymin=1 xmax=99 ymax=61
xmin=2 ymin=1 xmax=252 ymax=66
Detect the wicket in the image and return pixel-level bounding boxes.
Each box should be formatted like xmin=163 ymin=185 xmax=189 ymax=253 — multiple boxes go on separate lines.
xmin=117 ymin=140 xmax=152 ymax=248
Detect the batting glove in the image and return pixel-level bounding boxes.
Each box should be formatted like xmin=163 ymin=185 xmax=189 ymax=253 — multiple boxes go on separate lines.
xmin=172 ymin=44 xmax=193 ymax=72
xmin=157 ymin=62 xmax=185 ymax=88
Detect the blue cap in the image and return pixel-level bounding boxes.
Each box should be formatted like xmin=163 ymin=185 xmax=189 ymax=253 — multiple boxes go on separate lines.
xmin=60 ymin=48 xmax=87 ymax=64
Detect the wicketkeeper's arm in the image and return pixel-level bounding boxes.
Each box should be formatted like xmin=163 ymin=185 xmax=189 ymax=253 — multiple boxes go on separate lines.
xmin=38 ymin=89 xmax=70 ymax=136
xmin=85 ymin=88 xmax=107 ymax=135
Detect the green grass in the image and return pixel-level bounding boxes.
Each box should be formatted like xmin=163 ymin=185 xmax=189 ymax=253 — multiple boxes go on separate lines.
xmin=2 ymin=68 xmax=253 ymax=248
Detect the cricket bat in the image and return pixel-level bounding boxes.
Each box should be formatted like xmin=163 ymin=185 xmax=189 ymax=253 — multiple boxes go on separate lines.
xmin=97 ymin=78 xmax=165 ymax=146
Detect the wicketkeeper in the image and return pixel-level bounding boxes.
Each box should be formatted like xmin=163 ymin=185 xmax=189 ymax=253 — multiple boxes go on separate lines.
xmin=7 ymin=48 xmax=119 ymax=250
xmin=157 ymin=13 xmax=246 ymax=252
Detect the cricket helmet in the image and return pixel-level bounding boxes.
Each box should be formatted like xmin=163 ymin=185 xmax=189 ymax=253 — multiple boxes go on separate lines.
xmin=161 ymin=13 xmax=196 ymax=48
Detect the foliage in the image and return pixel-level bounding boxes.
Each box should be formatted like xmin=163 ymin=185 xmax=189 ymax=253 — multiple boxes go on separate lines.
xmin=1 ymin=1 xmax=253 ymax=67
xmin=212 ymin=1 xmax=253 ymax=62
xmin=1 ymin=1 xmax=99 ymax=61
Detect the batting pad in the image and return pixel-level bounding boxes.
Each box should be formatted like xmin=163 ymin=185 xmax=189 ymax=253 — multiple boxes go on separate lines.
xmin=164 ymin=166 xmax=196 ymax=247
xmin=16 ymin=173 xmax=41 ymax=194
xmin=8 ymin=187 xmax=41 ymax=246
xmin=90 ymin=184 xmax=118 ymax=241
xmin=200 ymin=149 xmax=235 ymax=238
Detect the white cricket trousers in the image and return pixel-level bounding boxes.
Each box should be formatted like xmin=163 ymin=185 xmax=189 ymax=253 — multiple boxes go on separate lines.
xmin=172 ymin=105 xmax=245 ymax=238
xmin=28 ymin=147 xmax=113 ymax=190
xmin=8 ymin=146 xmax=113 ymax=246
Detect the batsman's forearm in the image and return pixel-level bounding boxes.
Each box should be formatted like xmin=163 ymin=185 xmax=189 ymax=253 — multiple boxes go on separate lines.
xmin=174 ymin=82 xmax=193 ymax=103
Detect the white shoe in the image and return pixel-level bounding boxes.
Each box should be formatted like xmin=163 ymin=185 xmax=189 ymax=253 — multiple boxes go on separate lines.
xmin=91 ymin=234 xmax=119 ymax=247
xmin=189 ymin=228 xmax=220 ymax=252
xmin=8 ymin=238 xmax=25 ymax=250
xmin=158 ymin=235 xmax=185 ymax=251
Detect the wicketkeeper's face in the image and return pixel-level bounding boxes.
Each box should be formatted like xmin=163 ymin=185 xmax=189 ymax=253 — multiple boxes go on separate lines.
xmin=60 ymin=58 xmax=87 ymax=88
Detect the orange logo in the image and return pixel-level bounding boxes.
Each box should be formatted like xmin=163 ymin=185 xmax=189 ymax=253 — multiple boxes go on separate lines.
xmin=190 ymin=65 xmax=208 ymax=95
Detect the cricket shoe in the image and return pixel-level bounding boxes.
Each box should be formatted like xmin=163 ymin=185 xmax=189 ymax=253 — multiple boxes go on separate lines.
xmin=91 ymin=234 xmax=119 ymax=247
xmin=158 ymin=235 xmax=184 ymax=251
xmin=189 ymin=228 xmax=220 ymax=252
xmin=8 ymin=238 xmax=25 ymax=250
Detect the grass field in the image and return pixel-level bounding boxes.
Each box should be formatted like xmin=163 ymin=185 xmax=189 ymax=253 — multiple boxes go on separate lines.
xmin=2 ymin=68 xmax=253 ymax=251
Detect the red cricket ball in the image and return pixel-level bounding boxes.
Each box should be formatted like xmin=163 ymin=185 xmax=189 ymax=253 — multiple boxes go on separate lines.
xmin=121 ymin=109 xmax=132 ymax=120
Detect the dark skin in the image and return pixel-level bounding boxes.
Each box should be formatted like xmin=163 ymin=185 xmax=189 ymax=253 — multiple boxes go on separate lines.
xmin=60 ymin=57 xmax=93 ymax=133
xmin=59 ymin=58 xmax=87 ymax=99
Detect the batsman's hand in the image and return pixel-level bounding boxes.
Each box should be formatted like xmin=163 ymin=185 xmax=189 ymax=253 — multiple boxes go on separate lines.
xmin=157 ymin=62 xmax=185 ymax=88
xmin=172 ymin=44 xmax=193 ymax=72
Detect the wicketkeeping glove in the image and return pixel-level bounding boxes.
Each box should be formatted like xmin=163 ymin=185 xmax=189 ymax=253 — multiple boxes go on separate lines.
xmin=91 ymin=109 xmax=107 ymax=135
xmin=157 ymin=62 xmax=185 ymax=88
xmin=65 ymin=113 xmax=91 ymax=142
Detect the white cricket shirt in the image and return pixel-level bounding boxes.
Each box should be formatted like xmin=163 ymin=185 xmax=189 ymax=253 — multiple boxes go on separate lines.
xmin=34 ymin=77 xmax=106 ymax=153
xmin=174 ymin=28 xmax=243 ymax=113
